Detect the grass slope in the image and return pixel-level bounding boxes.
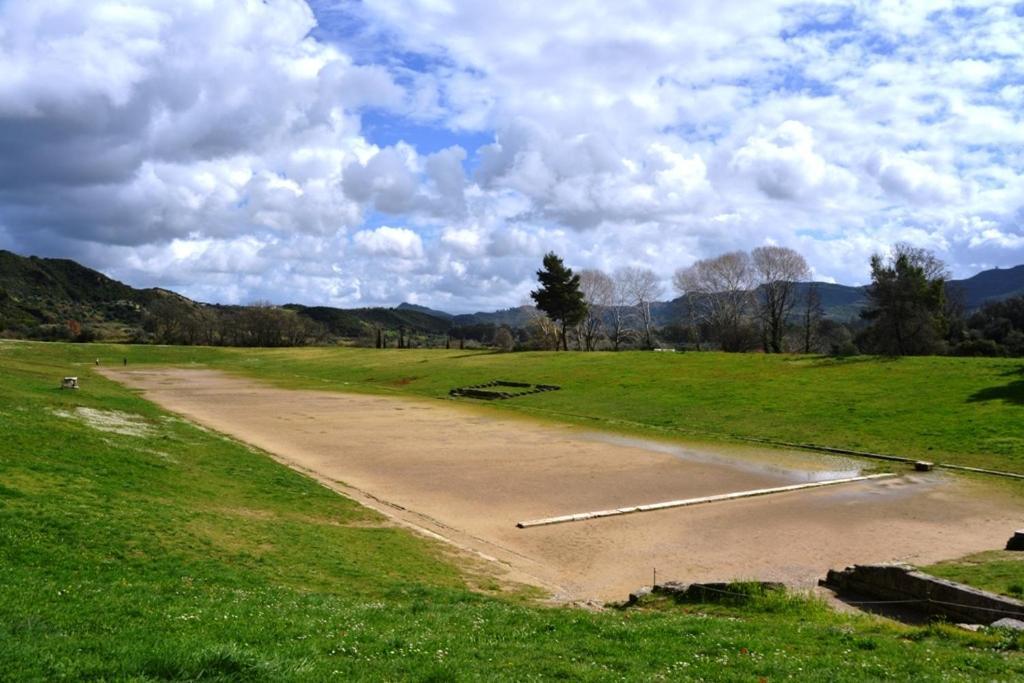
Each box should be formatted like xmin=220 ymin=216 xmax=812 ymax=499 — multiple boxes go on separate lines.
xmin=926 ymin=552 xmax=1024 ymax=601
xmin=3 ymin=341 xmax=1024 ymax=679
xmin=22 ymin=341 xmax=1024 ymax=472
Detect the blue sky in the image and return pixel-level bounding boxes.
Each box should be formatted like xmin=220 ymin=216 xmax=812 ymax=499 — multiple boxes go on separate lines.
xmin=0 ymin=0 xmax=1022 ymax=311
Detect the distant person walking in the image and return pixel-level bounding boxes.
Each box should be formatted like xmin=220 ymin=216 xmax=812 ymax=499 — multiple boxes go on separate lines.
xmin=123 ymin=358 xmax=127 ymax=367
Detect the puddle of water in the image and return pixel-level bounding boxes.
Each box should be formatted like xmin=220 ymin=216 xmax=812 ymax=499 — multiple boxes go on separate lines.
xmin=582 ymin=433 xmax=863 ymax=483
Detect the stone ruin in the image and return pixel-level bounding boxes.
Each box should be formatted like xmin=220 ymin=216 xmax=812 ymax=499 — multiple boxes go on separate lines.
xmin=449 ymin=380 xmax=560 ymax=400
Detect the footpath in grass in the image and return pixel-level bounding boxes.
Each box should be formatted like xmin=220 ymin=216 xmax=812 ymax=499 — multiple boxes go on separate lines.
xmin=2 ymin=339 xmax=1024 ymax=679
xmin=17 ymin=340 xmax=1024 ymax=472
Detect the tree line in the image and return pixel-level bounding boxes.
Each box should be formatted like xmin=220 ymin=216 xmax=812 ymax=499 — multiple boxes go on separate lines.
xmin=527 ymin=244 xmax=1024 ymax=357
xmin=529 ymin=247 xmax=821 ymax=353
xmin=17 ymin=245 xmax=1022 ymax=357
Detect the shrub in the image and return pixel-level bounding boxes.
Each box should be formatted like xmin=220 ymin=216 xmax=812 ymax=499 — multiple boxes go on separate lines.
xmin=951 ymin=338 xmax=1004 ymax=357
xmin=830 ymin=340 xmax=859 ymax=357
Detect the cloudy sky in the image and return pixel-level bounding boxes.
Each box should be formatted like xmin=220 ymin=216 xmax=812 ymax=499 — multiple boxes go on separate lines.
xmin=1 ymin=1 xmax=1022 ymax=311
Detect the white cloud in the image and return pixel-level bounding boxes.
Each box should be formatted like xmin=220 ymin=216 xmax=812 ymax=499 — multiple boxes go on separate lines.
xmin=730 ymin=120 xmax=854 ymax=200
xmin=2 ymin=0 xmax=1024 ymax=310
xmin=867 ymin=151 xmax=963 ymax=205
xmin=353 ymin=225 xmax=424 ymax=259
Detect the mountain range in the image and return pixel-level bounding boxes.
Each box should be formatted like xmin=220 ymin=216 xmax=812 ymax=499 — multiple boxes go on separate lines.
xmin=2 ymin=249 xmax=1024 ymax=341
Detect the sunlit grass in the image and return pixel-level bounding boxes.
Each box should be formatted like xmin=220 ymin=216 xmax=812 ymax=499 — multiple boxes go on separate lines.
xmin=2 ymin=340 xmax=1024 ymax=679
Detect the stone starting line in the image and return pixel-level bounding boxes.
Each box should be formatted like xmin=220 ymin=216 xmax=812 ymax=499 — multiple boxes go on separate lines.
xmin=516 ymin=473 xmax=898 ymax=528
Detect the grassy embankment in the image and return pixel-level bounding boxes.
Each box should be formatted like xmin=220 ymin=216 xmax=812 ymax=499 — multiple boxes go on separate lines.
xmin=2 ymin=340 xmax=1024 ymax=679
xmin=926 ymin=552 xmax=1024 ymax=601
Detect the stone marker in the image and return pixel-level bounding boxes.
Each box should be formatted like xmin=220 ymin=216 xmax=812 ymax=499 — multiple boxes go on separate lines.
xmin=990 ymin=618 xmax=1024 ymax=631
xmin=1006 ymin=530 xmax=1024 ymax=551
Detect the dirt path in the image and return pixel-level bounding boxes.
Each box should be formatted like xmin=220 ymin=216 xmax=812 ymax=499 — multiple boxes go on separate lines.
xmin=104 ymin=368 xmax=1024 ymax=602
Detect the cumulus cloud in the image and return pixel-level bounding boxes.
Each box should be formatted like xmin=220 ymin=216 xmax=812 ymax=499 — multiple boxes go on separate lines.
xmin=342 ymin=143 xmax=467 ymax=218
xmin=867 ymin=151 xmax=963 ymax=205
xmin=476 ymin=122 xmax=710 ymax=228
xmin=729 ymin=121 xmax=856 ymax=201
xmin=0 ymin=1 xmax=389 ymax=247
xmin=353 ymin=225 xmax=424 ymax=260
xmin=2 ymin=0 xmax=1023 ymax=310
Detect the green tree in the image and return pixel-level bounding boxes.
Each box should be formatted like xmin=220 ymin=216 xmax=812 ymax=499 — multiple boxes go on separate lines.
xmin=861 ymin=244 xmax=948 ymax=356
xmin=530 ymin=252 xmax=587 ymax=351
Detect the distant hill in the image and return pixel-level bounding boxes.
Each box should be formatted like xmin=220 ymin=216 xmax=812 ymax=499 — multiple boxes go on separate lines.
xmin=0 ymin=249 xmax=190 ymax=336
xmin=396 ymin=302 xmax=453 ymax=320
xmin=0 ymin=250 xmax=464 ymax=342
xmin=285 ymin=303 xmax=452 ymax=337
xmin=450 ymin=305 xmax=539 ymax=329
xmin=3 ymin=248 xmax=1024 ymax=342
xmin=953 ymin=264 xmax=1024 ymax=309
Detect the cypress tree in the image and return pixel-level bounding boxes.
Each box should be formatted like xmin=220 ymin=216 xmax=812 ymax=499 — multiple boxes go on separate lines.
xmin=530 ymin=252 xmax=588 ymax=351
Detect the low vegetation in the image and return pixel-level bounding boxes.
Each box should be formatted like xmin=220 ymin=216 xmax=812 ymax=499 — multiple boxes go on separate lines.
xmin=926 ymin=552 xmax=1024 ymax=600
xmin=3 ymin=341 xmax=1024 ymax=679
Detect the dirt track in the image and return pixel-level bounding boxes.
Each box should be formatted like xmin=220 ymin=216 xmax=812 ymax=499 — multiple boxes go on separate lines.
xmin=105 ymin=368 xmax=1024 ymax=602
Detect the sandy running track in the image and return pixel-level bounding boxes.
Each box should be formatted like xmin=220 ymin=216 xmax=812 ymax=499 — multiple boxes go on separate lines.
xmin=105 ymin=368 xmax=1024 ymax=602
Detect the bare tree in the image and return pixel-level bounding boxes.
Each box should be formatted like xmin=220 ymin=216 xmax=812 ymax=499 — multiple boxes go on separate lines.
xmin=493 ymin=327 xmax=515 ymax=351
xmin=751 ymin=246 xmax=811 ymax=353
xmin=675 ymin=252 xmax=756 ymax=352
xmin=672 ymin=267 xmax=705 ymax=350
xmin=524 ymin=308 xmax=561 ymax=350
xmin=801 ymin=282 xmax=823 ymax=353
xmin=608 ymin=271 xmax=634 ymax=350
xmin=617 ymin=266 xmax=662 ymax=349
xmin=577 ymin=269 xmax=613 ymax=351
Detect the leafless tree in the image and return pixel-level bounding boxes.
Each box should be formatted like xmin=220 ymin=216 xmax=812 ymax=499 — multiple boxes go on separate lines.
xmin=675 ymin=251 xmax=756 ymax=352
xmin=577 ymin=269 xmax=613 ymax=351
xmin=751 ymin=246 xmax=811 ymax=353
xmin=607 ymin=271 xmax=634 ymax=350
xmin=617 ymin=266 xmax=662 ymax=349
xmin=493 ymin=327 xmax=515 ymax=351
xmin=892 ymin=242 xmax=949 ymax=281
xmin=524 ymin=308 xmax=560 ymax=350
xmin=801 ymin=282 xmax=823 ymax=353
xmin=672 ymin=267 xmax=704 ymax=350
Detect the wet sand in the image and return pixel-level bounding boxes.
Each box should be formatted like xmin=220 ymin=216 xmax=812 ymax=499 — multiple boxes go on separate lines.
xmin=104 ymin=368 xmax=1024 ymax=602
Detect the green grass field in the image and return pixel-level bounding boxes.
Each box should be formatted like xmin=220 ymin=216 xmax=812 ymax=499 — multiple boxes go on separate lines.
xmin=15 ymin=340 xmax=1024 ymax=470
xmin=3 ymin=340 xmax=1024 ymax=680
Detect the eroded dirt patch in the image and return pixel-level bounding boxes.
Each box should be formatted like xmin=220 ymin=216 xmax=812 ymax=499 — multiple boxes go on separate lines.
xmin=53 ymin=407 xmax=153 ymax=437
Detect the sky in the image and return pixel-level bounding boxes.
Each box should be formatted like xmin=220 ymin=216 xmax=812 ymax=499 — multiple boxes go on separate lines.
xmin=0 ymin=1 xmax=1022 ymax=312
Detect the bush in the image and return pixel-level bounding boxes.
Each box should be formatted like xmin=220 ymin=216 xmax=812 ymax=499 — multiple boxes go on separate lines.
xmin=830 ymin=340 xmax=859 ymax=357
xmin=27 ymin=323 xmax=72 ymax=341
xmin=72 ymin=325 xmax=98 ymax=343
xmin=952 ymin=338 xmax=1004 ymax=357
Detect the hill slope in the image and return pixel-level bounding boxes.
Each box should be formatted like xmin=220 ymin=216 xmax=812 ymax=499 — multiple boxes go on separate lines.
xmin=3 ymin=249 xmax=1024 ymax=339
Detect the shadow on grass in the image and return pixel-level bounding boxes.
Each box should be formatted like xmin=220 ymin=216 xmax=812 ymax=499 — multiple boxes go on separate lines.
xmin=805 ymin=355 xmax=903 ymax=368
xmin=825 ymin=589 xmax=932 ymax=625
xmin=968 ymin=366 xmax=1024 ymax=405
xmin=443 ymin=351 xmax=502 ymax=360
